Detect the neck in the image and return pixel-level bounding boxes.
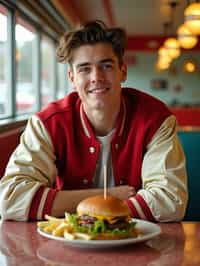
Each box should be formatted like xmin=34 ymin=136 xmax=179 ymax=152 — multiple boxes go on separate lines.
xmin=83 ymin=102 xmax=121 ymax=136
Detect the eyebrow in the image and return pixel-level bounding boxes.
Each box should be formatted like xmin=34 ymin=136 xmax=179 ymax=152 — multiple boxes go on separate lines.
xmin=75 ymin=58 xmax=115 ymax=69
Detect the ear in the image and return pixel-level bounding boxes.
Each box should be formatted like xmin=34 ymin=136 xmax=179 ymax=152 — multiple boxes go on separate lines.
xmin=68 ymin=68 xmax=74 ymax=84
xmin=120 ymin=63 xmax=127 ymax=83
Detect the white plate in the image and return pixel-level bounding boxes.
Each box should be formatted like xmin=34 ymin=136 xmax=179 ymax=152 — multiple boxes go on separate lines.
xmin=37 ymin=219 xmax=161 ymax=248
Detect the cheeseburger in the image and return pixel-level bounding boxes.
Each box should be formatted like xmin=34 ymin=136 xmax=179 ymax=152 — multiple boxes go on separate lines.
xmin=67 ymin=194 xmax=137 ymax=240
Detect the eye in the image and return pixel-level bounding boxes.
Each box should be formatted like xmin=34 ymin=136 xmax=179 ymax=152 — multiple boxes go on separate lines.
xmin=101 ymin=63 xmax=113 ymax=70
xmin=78 ymin=66 xmax=91 ymax=73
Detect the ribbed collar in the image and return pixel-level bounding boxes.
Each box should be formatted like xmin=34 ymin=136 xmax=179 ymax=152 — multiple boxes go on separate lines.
xmin=79 ymin=97 xmax=126 ymax=139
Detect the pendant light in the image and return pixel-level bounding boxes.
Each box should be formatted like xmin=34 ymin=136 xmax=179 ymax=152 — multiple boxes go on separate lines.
xmin=184 ymin=2 xmax=200 ymax=35
xmin=158 ymin=46 xmax=170 ymax=57
xmin=156 ymin=58 xmax=171 ymax=70
xmin=164 ymin=37 xmax=181 ymax=59
xmin=158 ymin=46 xmax=172 ymax=67
xmin=157 ymin=48 xmax=172 ymax=71
xmin=177 ymin=23 xmax=198 ymax=49
xmin=183 ymin=59 xmax=197 ymax=72
xmin=163 ymin=2 xmax=181 ymax=59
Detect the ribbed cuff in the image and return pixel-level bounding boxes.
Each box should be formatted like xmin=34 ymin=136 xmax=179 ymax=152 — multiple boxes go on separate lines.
xmin=125 ymin=194 xmax=155 ymax=221
xmin=28 ymin=186 xmax=57 ymax=220
xmin=125 ymin=199 xmax=140 ymax=218
xmin=135 ymin=194 xmax=155 ymax=221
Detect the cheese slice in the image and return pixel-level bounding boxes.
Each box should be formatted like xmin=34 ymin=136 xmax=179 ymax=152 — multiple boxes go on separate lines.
xmin=94 ymin=215 xmax=122 ymax=224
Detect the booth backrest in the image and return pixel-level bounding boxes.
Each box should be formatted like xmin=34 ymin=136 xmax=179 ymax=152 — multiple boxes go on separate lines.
xmin=178 ymin=131 xmax=200 ymax=221
xmin=0 ymin=128 xmax=23 ymax=178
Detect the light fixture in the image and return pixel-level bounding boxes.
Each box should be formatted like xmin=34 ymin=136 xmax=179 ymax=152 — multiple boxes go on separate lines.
xmin=184 ymin=2 xmax=200 ymax=35
xmin=177 ymin=23 xmax=198 ymax=49
xmin=156 ymin=54 xmax=172 ymax=70
xmin=158 ymin=46 xmax=172 ymax=64
xmin=162 ymin=2 xmax=181 ymax=59
xmin=158 ymin=46 xmax=170 ymax=57
xmin=164 ymin=38 xmax=181 ymax=59
xmin=183 ymin=59 xmax=197 ymax=73
xmin=156 ymin=61 xmax=170 ymax=71
xmin=156 ymin=2 xmax=181 ymax=69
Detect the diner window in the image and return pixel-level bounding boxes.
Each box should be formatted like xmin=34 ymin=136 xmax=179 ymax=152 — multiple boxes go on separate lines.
xmin=0 ymin=5 xmax=9 ymax=118
xmin=41 ymin=36 xmax=55 ymax=107
xmin=57 ymin=63 xmax=68 ymax=99
xmin=15 ymin=16 xmax=36 ymax=114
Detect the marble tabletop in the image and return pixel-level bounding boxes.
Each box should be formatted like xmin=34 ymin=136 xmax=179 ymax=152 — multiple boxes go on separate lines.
xmin=0 ymin=220 xmax=200 ymax=266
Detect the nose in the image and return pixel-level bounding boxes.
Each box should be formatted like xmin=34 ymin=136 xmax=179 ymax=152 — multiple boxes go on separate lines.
xmin=91 ymin=66 xmax=104 ymax=83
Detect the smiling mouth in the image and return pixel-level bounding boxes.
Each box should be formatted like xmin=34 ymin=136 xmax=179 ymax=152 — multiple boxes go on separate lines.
xmin=88 ymin=88 xmax=109 ymax=94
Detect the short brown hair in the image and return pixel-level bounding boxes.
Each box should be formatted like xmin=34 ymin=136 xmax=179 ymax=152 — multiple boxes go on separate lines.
xmin=56 ymin=20 xmax=127 ymax=66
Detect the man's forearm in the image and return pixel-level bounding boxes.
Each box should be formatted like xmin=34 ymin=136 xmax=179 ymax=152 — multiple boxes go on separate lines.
xmin=51 ymin=188 xmax=103 ymax=217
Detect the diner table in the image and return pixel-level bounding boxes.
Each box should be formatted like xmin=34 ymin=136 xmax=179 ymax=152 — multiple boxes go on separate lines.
xmin=0 ymin=220 xmax=200 ymax=266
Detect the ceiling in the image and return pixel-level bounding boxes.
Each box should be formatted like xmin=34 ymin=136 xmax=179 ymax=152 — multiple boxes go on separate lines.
xmin=51 ymin=0 xmax=200 ymax=51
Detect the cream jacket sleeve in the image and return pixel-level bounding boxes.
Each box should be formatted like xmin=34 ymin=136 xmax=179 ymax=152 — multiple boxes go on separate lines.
xmin=127 ymin=115 xmax=188 ymax=222
xmin=0 ymin=115 xmax=57 ymax=221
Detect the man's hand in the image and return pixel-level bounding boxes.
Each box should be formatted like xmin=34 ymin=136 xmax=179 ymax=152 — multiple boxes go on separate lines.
xmin=108 ymin=185 xmax=136 ymax=200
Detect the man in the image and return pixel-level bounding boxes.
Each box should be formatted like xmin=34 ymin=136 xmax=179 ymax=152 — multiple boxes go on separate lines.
xmin=0 ymin=20 xmax=188 ymax=222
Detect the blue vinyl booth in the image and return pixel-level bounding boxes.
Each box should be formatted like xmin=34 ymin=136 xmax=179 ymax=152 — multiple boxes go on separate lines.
xmin=178 ymin=130 xmax=200 ymax=221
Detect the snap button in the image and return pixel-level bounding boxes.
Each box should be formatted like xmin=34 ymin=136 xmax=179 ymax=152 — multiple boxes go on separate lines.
xmin=89 ymin=146 xmax=95 ymax=153
xmin=83 ymin=178 xmax=88 ymax=184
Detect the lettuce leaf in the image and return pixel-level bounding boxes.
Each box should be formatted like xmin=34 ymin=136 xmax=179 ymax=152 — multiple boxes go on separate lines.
xmin=67 ymin=213 xmax=136 ymax=238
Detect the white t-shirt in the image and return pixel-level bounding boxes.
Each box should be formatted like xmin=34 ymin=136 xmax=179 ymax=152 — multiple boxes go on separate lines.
xmin=93 ymin=130 xmax=115 ymax=188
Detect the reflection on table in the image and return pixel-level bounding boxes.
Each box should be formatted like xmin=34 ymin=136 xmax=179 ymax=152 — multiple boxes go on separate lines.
xmin=0 ymin=221 xmax=200 ymax=266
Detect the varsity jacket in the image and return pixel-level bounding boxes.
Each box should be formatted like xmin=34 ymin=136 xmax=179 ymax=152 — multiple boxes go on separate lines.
xmin=0 ymin=88 xmax=188 ymax=221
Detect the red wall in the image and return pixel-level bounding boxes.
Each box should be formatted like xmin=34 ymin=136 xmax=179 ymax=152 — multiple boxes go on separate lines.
xmin=171 ymin=108 xmax=200 ymax=127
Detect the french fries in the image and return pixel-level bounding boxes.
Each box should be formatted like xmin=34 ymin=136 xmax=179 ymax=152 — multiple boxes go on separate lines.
xmin=37 ymin=213 xmax=91 ymax=240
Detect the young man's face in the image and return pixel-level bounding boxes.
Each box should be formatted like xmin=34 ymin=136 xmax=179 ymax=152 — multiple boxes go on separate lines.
xmin=68 ymin=42 xmax=127 ymax=112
